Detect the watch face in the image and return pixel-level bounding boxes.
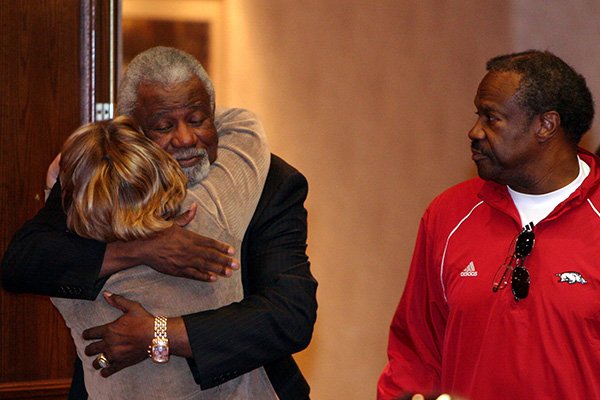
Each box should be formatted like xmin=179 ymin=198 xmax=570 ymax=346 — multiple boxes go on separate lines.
xmin=151 ymin=338 xmax=170 ymax=363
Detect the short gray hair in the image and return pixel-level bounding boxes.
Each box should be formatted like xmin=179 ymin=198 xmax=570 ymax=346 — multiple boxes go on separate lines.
xmin=117 ymin=46 xmax=215 ymax=116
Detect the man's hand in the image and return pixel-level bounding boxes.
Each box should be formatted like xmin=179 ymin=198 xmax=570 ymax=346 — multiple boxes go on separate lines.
xmin=101 ymin=203 xmax=239 ymax=280
xmin=83 ymin=292 xmax=192 ymax=377
xmin=83 ymin=292 xmax=154 ymax=377
xmin=143 ymin=223 xmax=238 ymax=280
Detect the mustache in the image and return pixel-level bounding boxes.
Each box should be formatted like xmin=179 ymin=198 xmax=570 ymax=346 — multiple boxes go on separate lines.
xmin=471 ymin=140 xmax=492 ymax=158
xmin=172 ymin=147 xmax=208 ymax=162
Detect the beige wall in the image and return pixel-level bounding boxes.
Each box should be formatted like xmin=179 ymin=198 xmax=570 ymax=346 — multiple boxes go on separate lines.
xmin=212 ymin=1 xmax=600 ymax=399
xmin=512 ymin=0 xmax=600 ymax=152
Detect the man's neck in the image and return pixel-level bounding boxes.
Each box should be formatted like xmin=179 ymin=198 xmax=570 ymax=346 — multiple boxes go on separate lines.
xmin=508 ymin=147 xmax=580 ymax=195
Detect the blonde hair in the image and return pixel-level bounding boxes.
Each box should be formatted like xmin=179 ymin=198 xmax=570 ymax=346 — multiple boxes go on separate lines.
xmin=59 ymin=116 xmax=187 ymax=242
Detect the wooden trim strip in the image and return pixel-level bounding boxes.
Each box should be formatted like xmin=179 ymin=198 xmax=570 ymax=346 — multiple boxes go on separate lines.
xmin=0 ymin=378 xmax=71 ymax=399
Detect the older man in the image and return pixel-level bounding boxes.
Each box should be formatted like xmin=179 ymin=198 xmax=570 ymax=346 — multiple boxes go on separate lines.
xmin=2 ymin=47 xmax=317 ymax=399
xmin=378 ymin=50 xmax=598 ymax=400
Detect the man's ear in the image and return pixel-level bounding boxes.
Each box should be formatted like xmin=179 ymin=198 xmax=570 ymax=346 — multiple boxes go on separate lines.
xmin=536 ymin=111 xmax=560 ymax=143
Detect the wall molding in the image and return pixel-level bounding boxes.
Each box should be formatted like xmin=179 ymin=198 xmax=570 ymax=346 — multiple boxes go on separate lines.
xmin=0 ymin=379 xmax=71 ymax=399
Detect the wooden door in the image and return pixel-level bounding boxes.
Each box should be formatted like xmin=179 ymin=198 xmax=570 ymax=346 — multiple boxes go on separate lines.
xmin=0 ymin=1 xmax=117 ymax=398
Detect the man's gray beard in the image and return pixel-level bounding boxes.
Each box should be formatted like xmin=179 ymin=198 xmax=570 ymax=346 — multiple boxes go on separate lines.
xmin=173 ymin=148 xmax=210 ymax=187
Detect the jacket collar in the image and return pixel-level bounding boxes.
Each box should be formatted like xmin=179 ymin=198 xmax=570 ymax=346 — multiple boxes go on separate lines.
xmin=477 ymin=147 xmax=600 ymax=223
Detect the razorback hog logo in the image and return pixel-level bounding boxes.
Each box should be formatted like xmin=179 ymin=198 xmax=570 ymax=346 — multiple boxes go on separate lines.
xmin=555 ymin=272 xmax=588 ymax=285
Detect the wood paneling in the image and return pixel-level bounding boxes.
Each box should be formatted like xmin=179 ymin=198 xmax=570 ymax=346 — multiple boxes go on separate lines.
xmin=0 ymin=0 xmax=81 ymax=387
xmin=122 ymin=18 xmax=209 ymax=72
xmin=0 ymin=0 xmax=116 ymax=398
xmin=0 ymin=379 xmax=71 ymax=399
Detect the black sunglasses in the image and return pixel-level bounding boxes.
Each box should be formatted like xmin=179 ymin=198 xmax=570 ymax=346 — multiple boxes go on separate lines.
xmin=492 ymin=222 xmax=535 ymax=301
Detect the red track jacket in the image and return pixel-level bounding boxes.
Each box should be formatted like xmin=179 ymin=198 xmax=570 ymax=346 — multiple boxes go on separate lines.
xmin=379 ymin=149 xmax=600 ymax=400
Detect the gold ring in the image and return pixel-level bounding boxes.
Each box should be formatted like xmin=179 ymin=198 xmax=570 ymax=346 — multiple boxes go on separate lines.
xmin=96 ymin=353 xmax=110 ymax=369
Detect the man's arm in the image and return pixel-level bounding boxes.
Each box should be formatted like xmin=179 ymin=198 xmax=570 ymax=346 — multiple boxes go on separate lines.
xmin=377 ymin=213 xmax=446 ymax=400
xmin=1 ymin=165 xmax=237 ymax=299
xmin=100 ymin=205 xmax=237 ymax=282
xmin=1 ymin=183 xmax=107 ymax=298
xmin=184 ymin=156 xmax=318 ymax=390
xmin=196 ymin=106 xmax=270 ymax=238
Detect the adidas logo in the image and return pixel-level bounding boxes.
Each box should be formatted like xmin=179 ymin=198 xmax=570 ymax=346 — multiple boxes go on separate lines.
xmin=460 ymin=261 xmax=478 ymax=277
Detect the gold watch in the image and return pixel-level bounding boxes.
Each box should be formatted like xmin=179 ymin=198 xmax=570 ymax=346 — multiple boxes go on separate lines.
xmin=148 ymin=316 xmax=170 ymax=363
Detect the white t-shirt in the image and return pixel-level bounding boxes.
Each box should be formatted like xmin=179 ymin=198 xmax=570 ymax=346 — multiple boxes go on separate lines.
xmin=508 ymin=156 xmax=590 ymax=227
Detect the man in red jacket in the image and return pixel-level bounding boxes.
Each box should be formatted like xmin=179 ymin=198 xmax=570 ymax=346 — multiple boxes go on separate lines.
xmin=378 ymin=50 xmax=598 ymax=400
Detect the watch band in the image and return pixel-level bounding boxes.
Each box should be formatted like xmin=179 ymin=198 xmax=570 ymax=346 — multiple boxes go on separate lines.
xmin=155 ymin=316 xmax=168 ymax=340
xmin=148 ymin=316 xmax=170 ymax=363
